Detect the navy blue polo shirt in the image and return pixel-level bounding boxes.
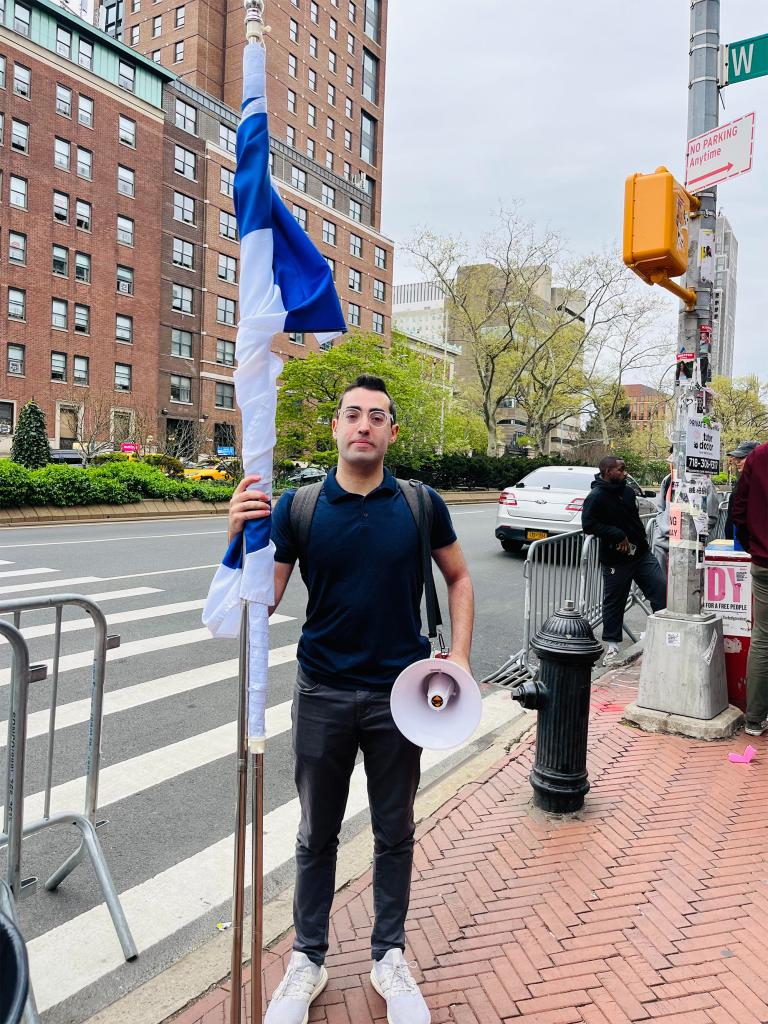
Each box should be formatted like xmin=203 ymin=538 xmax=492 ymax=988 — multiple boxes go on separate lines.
xmin=271 ymin=468 xmax=457 ymax=689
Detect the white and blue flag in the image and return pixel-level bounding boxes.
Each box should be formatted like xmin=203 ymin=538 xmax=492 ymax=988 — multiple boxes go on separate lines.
xmin=203 ymin=41 xmax=345 ymax=748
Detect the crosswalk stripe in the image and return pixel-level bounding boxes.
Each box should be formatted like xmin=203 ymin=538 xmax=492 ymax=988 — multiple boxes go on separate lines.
xmin=0 ymin=567 xmax=57 ymax=579
xmin=0 ymin=657 xmax=298 ymax=821
xmin=0 ymin=615 xmax=294 ymax=688
xmin=0 ymin=563 xmax=219 ymax=597
xmin=0 ymin=599 xmax=207 ymax=644
xmin=0 ymin=530 xmax=224 ymax=549
xmin=0 ymin=576 xmax=100 ymax=595
xmin=82 ymin=588 xmax=161 ymax=603
xmin=26 ymin=692 xmax=520 ymax=1013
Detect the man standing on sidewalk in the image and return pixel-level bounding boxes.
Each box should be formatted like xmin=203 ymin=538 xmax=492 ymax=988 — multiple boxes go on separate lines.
xmin=228 ymin=375 xmax=474 ymax=1024
xmin=582 ymin=455 xmax=667 ymax=665
xmin=723 ymin=440 xmax=759 ymax=542
xmin=731 ymin=441 xmax=768 ymax=736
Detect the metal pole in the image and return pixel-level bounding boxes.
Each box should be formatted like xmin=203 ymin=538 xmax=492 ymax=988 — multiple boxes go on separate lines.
xmin=251 ymin=750 xmax=264 ymax=1023
xmin=230 ymin=602 xmax=250 ymax=1024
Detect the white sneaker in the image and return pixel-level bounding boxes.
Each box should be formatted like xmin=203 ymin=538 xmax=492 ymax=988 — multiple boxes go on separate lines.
xmin=370 ymin=948 xmax=430 ymax=1024
xmin=265 ymin=951 xmax=328 ymax=1024
xmin=744 ymin=719 xmax=768 ymax=737
xmin=602 ymin=644 xmax=620 ymax=667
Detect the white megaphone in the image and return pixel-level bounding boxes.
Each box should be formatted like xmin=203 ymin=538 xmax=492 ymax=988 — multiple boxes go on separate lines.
xmin=390 ymin=657 xmax=483 ymax=750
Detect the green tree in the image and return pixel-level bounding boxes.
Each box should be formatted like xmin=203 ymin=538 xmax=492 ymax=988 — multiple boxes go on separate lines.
xmin=11 ymin=400 xmax=52 ymax=469
xmin=275 ymin=334 xmax=485 ymax=470
xmin=712 ymin=375 xmax=768 ymax=454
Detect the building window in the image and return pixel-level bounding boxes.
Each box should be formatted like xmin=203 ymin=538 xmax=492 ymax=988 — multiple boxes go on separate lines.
xmin=56 ymin=26 xmax=72 ymax=58
xmin=325 ymin=150 xmax=334 ymax=171
xmin=51 ymin=352 xmax=67 ymax=382
xmin=288 ymin=54 xmax=297 ymax=78
xmin=330 ymin=18 xmax=337 ymax=40
xmin=9 ymin=231 xmax=26 ymax=265
xmin=173 ymin=191 xmax=195 ymax=224
xmin=348 ymin=0 xmax=356 ymax=21
xmin=52 ymin=244 xmax=69 ymax=276
xmin=327 ymin=83 xmax=336 ymax=106
xmin=349 ymin=198 xmax=362 ymax=222
xmin=217 ymin=296 xmax=236 ymax=325
xmin=130 ymin=24 xmax=139 ymax=44
xmin=76 ymin=199 xmax=91 ymax=231
xmin=51 ymin=298 xmax=68 ymax=329
xmin=374 ymin=245 xmax=386 ymax=269
xmin=364 ymin=0 xmax=380 ymax=41
xmin=73 ymin=355 xmax=89 ymax=386
xmin=218 ymin=253 xmax=237 ymax=282
xmin=360 ymin=111 xmax=376 ymax=164
xmin=289 ymin=331 xmax=305 ymax=345
xmin=54 ymin=191 xmax=69 ymax=222
xmin=116 ymin=314 xmax=133 ymax=343
xmin=152 ymin=14 xmax=161 ymax=35
xmin=174 ymin=144 xmax=196 ymax=179
xmin=287 ymin=88 xmax=297 ymax=114
xmin=173 ymin=237 xmax=194 ymax=270
xmin=54 ymin=137 xmax=71 ymax=171
xmin=289 ymin=18 xmax=299 ymax=42
xmin=348 ymin=302 xmax=360 ymax=326
xmin=172 ymin=283 xmax=193 ymax=314
xmin=11 ymin=119 xmax=29 ymax=154
xmin=348 ymin=268 xmax=361 ymax=291
xmin=215 ymin=382 xmax=235 ymax=409
xmin=75 ymin=251 xmax=91 ymax=283
xmin=117 ymin=215 xmax=135 ymax=245
xmin=310 ymin=0 xmax=318 ymax=22
xmin=8 ymin=344 xmax=25 ymax=375
xmin=308 ymin=68 xmax=317 ymax=91
xmin=118 ymin=61 xmax=135 ymax=92
xmin=362 ymin=49 xmax=379 ymax=103
xmin=306 ymin=138 xmax=315 ymax=160
xmin=219 ymin=124 xmax=236 ymax=154
xmin=77 ymin=147 xmax=92 ymax=179
xmin=292 ymin=204 xmax=308 ymax=230
xmin=175 ymin=98 xmax=197 ymax=134
xmin=345 ymin=97 xmax=353 ymax=119
xmin=14 ymin=3 xmax=31 ymax=35
xmin=10 ymin=175 xmax=27 ymax=208
xmin=372 ymin=311 xmax=384 ymax=334
xmin=321 ymin=183 xmax=335 ymax=207
xmin=151 ymin=49 xmax=161 ymax=62
xmin=56 ymin=84 xmax=72 ymax=117
xmin=344 ymin=128 xmax=353 ymax=150
xmin=220 ymin=166 xmax=234 ymax=197
xmin=175 ymin=5 xmax=185 ymax=26
xmin=309 ymin=34 xmax=318 ymax=58
xmin=349 ymin=233 xmax=362 ymax=258
xmin=13 ymin=65 xmax=31 ymax=99
xmin=118 ymin=165 xmax=135 ymax=196
xmin=291 ymin=166 xmax=307 ymax=192
xmin=216 ymin=338 xmax=235 ymax=365
xmin=174 ymin=41 xmax=184 ymax=63
xmin=307 ymin=103 xmax=316 ymax=127
xmin=322 ymin=219 xmax=336 ymax=245
xmin=346 ymin=64 xmax=354 ymax=86
xmin=116 ymin=264 xmax=134 ymax=294
xmin=172 ymin=328 xmax=192 ymax=358
xmin=286 ymin=124 xmax=296 ymax=147
xmin=0 ymin=56 xmax=6 ymax=89
xmin=325 ymin=256 xmax=336 ymax=278
xmin=119 ymin=115 xmax=136 ymax=147
xmin=220 ymin=211 xmax=237 ymax=240
xmin=170 ymin=374 xmax=191 ymax=403
xmin=115 ymin=363 xmax=132 ymax=392
xmin=347 ymin=31 xmax=355 ymax=54
xmin=78 ymin=95 xmax=94 ymax=128
xmin=373 ymin=278 xmax=385 ymax=301
xmin=78 ymin=39 xmax=93 ymax=69
xmin=329 ymin=49 xmax=337 ymax=72
xmin=8 ymin=289 xmax=26 ymax=320
xmin=326 ymin=116 xmax=335 ymax=139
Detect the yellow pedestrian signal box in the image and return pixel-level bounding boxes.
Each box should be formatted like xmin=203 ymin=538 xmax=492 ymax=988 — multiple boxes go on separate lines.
xmin=623 ymin=167 xmax=700 ymax=306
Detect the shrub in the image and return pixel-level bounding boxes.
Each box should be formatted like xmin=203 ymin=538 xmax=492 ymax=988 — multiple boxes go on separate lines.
xmin=90 ymin=477 xmax=132 ymax=504
xmin=29 ymin=465 xmax=95 ymax=507
xmin=142 ymin=453 xmax=185 ymax=478
xmin=10 ymin=401 xmax=52 ymax=469
xmin=0 ymin=461 xmax=32 ymax=507
xmin=92 ymin=452 xmax=130 ymax=465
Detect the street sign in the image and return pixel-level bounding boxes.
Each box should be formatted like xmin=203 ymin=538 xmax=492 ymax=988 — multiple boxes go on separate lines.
xmin=120 ymin=442 xmax=140 ymax=452
xmin=685 ymin=113 xmax=756 ymax=192
xmin=685 ymin=414 xmax=721 ymax=475
xmin=217 ymin=446 xmax=236 ymax=456
xmin=722 ymin=33 xmax=768 ymax=86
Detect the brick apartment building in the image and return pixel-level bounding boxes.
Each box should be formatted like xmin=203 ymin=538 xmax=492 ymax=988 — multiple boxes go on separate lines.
xmin=0 ymin=0 xmax=393 ymax=457
xmin=623 ymin=383 xmax=669 ymax=429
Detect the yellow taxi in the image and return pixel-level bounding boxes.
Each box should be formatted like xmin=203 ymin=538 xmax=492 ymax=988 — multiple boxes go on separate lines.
xmin=182 ymin=461 xmax=238 ymax=483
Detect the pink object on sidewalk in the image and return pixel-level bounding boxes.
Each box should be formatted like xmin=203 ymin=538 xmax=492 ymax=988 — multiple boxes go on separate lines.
xmin=728 ymin=744 xmax=757 ymax=763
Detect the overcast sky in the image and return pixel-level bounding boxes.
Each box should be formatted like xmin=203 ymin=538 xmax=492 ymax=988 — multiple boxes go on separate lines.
xmin=381 ymin=1 xmax=768 ymax=379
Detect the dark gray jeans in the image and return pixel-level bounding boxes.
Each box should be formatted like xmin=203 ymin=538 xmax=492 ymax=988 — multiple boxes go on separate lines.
xmin=746 ymin=564 xmax=768 ymax=727
xmin=291 ymin=669 xmax=421 ymax=965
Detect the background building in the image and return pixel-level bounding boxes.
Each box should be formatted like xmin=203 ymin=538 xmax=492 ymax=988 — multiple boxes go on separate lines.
xmin=712 ymin=212 xmax=737 ymax=380
xmin=392 ymin=281 xmax=448 ymax=347
xmin=623 ymin=383 xmax=669 ymax=429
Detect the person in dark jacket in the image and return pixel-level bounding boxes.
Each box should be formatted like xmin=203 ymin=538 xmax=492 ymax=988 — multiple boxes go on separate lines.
xmin=582 ymin=455 xmax=667 ymax=665
xmin=723 ymin=440 xmax=759 ymax=542
xmin=731 ymin=441 xmax=768 ymax=736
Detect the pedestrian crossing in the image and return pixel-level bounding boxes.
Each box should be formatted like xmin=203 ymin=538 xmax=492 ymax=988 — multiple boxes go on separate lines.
xmin=0 ymin=522 xmax=520 ymax=1021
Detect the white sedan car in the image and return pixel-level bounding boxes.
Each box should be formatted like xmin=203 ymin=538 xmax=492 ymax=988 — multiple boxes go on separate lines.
xmin=495 ymin=465 xmax=656 ymax=554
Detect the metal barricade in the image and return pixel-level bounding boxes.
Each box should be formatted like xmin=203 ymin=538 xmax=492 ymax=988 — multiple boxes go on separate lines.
xmin=0 ymin=595 xmax=137 ymax=963
xmin=712 ymin=499 xmax=729 ymax=540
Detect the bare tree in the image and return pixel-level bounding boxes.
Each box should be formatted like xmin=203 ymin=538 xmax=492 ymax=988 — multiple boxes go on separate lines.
xmin=58 ymin=387 xmax=120 ymax=464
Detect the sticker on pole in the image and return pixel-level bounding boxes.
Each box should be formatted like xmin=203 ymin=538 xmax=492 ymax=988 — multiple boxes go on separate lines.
xmin=685 ymin=113 xmax=755 ymax=193
xmin=685 ymin=414 xmax=721 ymax=474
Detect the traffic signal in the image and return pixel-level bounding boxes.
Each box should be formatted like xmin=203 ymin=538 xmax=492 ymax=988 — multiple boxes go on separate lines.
xmin=623 ymin=166 xmax=699 ymax=306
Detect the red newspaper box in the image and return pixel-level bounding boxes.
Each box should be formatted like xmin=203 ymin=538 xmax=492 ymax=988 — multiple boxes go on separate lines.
xmin=703 ymin=539 xmax=752 ymax=711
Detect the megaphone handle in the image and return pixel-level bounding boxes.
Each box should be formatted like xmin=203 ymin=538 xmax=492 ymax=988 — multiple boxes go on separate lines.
xmin=433 ymin=625 xmax=449 ymax=658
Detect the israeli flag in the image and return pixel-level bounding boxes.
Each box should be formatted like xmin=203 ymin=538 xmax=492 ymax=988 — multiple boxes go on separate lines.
xmin=203 ymin=41 xmax=345 ymax=748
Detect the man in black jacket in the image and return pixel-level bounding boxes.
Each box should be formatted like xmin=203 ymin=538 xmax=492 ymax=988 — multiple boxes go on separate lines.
xmin=582 ymin=455 xmax=667 ymax=665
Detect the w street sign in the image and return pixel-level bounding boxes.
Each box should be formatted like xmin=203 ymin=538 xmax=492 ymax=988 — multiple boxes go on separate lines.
xmin=721 ymin=34 xmax=768 ymax=86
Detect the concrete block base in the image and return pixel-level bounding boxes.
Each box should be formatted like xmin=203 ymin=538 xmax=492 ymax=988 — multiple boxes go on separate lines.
xmin=622 ymin=702 xmax=744 ymax=740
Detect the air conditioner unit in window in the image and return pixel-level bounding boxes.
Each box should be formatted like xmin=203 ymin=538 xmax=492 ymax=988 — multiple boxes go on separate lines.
xmin=8 ymin=360 xmax=23 ymax=375
xmin=351 ymin=172 xmax=368 ymax=190
xmin=118 ymin=281 xmax=132 ymax=294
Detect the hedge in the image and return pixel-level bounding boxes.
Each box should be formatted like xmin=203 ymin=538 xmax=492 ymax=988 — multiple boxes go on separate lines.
xmin=0 ymin=460 xmax=235 ymax=509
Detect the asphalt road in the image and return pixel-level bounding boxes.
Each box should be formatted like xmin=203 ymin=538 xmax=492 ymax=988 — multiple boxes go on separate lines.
xmin=0 ymin=502 xmax=533 ymax=1023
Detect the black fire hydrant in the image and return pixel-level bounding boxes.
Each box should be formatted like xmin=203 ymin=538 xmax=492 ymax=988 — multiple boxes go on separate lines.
xmin=510 ymin=601 xmax=602 ymax=814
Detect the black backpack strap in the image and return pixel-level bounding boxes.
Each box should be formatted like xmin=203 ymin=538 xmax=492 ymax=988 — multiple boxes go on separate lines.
xmin=397 ymin=478 xmax=444 ymax=650
xmin=288 ymin=482 xmax=324 ymax=565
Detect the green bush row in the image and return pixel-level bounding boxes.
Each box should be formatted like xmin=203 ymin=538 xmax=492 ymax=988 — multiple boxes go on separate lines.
xmin=0 ymin=460 xmax=235 ymax=509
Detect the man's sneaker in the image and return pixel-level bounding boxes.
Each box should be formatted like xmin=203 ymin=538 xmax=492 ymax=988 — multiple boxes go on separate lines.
xmin=370 ymin=948 xmax=430 ymax=1024
xmin=602 ymin=644 xmax=620 ymax=667
xmin=744 ymin=719 xmax=768 ymax=737
xmin=265 ymin=951 xmax=327 ymax=1024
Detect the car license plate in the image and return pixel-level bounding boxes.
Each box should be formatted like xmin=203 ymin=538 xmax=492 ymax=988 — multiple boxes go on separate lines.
xmin=526 ymin=530 xmax=548 ymax=540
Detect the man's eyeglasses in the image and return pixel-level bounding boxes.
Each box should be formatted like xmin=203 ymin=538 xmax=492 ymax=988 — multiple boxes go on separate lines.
xmin=338 ymin=407 xmax=392 ymax=427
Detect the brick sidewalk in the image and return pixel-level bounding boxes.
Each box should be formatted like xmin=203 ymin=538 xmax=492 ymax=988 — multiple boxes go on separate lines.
xmin=170 ymin=667 xmax=768 ymax=1024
